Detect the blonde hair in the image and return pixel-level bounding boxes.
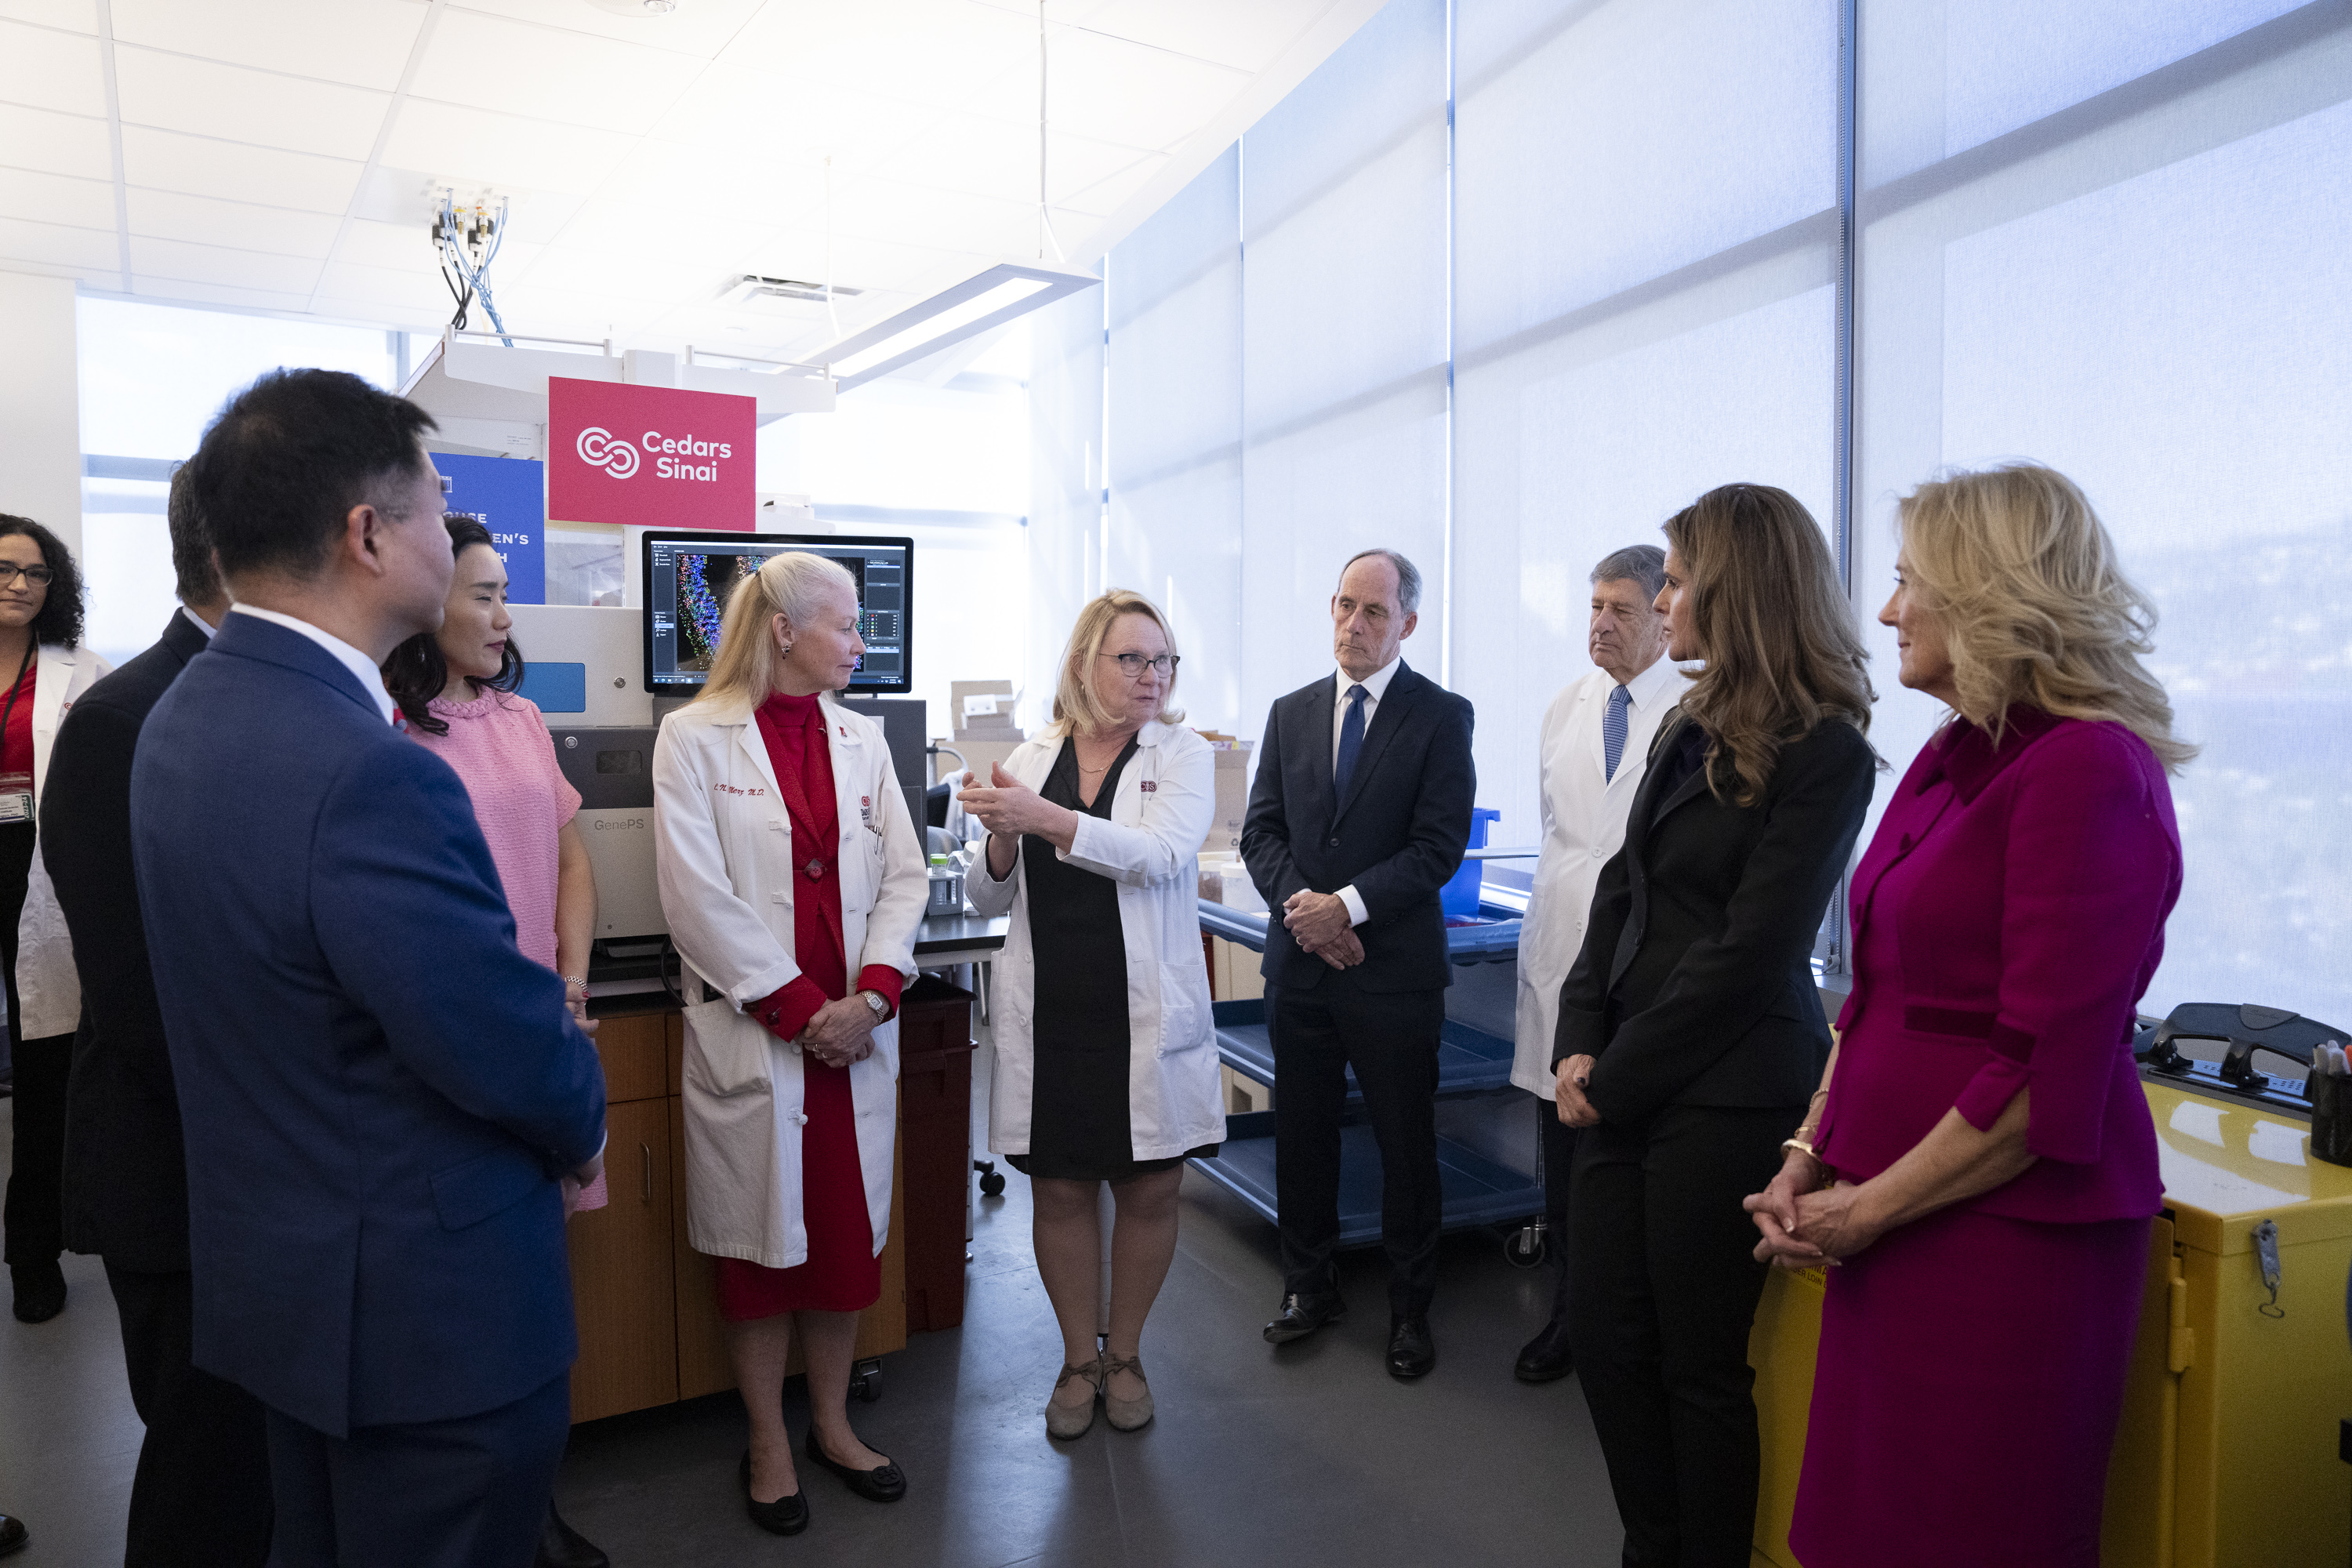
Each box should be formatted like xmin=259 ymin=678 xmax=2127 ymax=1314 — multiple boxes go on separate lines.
xmin=1664 ymin=483 xmax=1876 ymax=807
xmin=1046 ymin=589 xmax=1185 ymax=739
xmin=687 ymin=549 xmax=859 ymax=716
xmin=1897 ymin=463 xmax=2194 ymax=772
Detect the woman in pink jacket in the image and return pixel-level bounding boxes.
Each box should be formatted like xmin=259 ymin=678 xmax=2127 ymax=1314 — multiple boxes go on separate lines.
xmin=1748 ymin=464 xmax=2190 ymax=1568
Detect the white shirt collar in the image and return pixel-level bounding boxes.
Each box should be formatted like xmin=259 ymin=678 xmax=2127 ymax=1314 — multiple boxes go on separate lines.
xmin=228 ymin=604 xmax=397 ymax=725
xmin=1335 ymin=654 xmax=1404 ymax=705
xmin=1621 ymin=654 xmax=1686 ymax=713
xmin=180 ymin=605 xmax=218 ymax=642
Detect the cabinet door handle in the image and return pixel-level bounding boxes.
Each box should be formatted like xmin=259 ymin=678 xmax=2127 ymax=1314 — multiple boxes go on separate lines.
xmin=640 ymin=1142 xmax=653 ymax=1203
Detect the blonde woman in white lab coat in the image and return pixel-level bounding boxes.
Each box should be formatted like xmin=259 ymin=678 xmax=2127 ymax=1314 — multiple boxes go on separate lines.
xmin=0 ymin=514 xmax=108 ymax=1325
xmin=959 ymin=590 xmax=1220 ymax=1439
xmin=653 ymin=550 xmax=927 ymax=1532
xmin=1508 ymin=544 xmax=1678 ymax=1384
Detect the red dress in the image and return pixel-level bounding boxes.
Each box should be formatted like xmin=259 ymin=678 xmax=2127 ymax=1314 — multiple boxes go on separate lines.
xmin=714 ymin=691 xmax=903 ymax=1322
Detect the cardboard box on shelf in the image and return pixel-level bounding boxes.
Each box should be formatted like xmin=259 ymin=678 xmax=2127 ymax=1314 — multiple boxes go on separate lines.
xmin=931 ymin=736 xmax=1023 ymax=787
xmin=1192 ymin=732 xmax=1254 ymax=855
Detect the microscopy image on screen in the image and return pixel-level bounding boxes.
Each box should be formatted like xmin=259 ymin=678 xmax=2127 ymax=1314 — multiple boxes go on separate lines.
xmin=673 ymin=550 xmax=870 ymax=672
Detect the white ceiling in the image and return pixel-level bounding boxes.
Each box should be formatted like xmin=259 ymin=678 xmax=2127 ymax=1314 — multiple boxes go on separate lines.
xmin=0 ymin=0 xmax=1378 ymax=363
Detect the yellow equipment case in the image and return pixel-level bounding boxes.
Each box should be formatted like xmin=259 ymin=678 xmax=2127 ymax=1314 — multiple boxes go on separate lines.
xmin=1748 ymin=1080 xmax=2352 ymax=1568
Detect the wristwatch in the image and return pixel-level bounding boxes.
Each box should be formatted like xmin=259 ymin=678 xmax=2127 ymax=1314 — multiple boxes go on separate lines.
xmin=861 ymin=990 xmax=887 ymax=1018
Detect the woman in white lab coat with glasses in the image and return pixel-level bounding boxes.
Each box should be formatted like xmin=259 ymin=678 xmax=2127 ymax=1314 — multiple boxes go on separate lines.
xmin=959 ymin=589 xmax=1221 ymax=1440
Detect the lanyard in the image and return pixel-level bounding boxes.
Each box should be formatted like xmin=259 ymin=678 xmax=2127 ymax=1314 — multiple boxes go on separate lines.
xmin=0 ymin=639 xmax=34 ymax=766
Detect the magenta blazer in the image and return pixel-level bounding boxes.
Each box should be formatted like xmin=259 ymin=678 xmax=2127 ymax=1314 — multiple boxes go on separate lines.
xmin=1817 ymin=706 xmax=2179 ymax=1223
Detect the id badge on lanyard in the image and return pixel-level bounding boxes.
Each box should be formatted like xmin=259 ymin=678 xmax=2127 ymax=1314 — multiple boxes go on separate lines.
xmin=0 ymin=771 xmax=27 ymax=825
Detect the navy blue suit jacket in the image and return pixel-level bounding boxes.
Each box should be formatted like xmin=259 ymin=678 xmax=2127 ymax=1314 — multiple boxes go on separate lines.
xmin=1240 ymin=661 xmax=1475 ymax=993
xmin=131 ymin=613 xmax=606 ymax=1437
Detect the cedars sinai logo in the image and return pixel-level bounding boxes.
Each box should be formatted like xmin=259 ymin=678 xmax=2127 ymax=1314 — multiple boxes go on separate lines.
xmin=575 ymin=425 xmax=733 ymax=484
xmin=575 ymin=426 xmax=638 ymax=479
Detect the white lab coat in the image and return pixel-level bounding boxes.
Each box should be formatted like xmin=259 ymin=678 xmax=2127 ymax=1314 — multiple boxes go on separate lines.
xmin=1512 ymin=657 xmax=1684 ymax=1098
xmin=16 ymin=642 xmax=110 ymax=1042
xmin=967 ymin=720 xmax=1223 ymax=1161
xmin=652 ymin=695 xmax=927 ymax=1269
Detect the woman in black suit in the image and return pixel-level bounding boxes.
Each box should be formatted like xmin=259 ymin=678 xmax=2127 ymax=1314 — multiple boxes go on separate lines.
xmin=1552 ymin=483 xmax=1876 ymax=1568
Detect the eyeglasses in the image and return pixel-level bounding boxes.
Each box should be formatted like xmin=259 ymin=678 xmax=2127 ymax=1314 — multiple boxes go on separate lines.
xmin=1102 ymin=652 xmax=1179 ymax=678
xmin=0 ymin=564 xmax=54 ymax=587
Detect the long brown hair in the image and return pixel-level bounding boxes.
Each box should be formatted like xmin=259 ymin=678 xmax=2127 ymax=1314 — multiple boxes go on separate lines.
xmin=1664 ymin=483 xmax=1875 ymax=805
xmin=1897 ymin=464 xmax=2193 ymax=772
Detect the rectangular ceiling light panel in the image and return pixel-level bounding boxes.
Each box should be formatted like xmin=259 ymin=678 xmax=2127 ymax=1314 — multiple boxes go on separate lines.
xmin=818 ymin=260 xmax=1096 ymax=390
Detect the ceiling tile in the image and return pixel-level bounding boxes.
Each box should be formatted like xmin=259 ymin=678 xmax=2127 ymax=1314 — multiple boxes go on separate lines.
xmin=0 ymin=18 xmax=107 ymax=115
xmin=0 ymin=2 xmax=97 ymax=32
xmin=332 ymin=216 xmax=440 ymax=272
xmin=129 ymin=275 xmax=321 ymax=314
xmin=113 ymin=46 xmax=390 ymax=160
xmin=737 ymin=230 xmax=963 ymax=296
xmin=723 ymin=0 xmax=1035 ymax=110
xmin=125 ymin=188 xmax=345 ymax=258
xmin=381 ymin=98 xmax=634 ymax=196
xmin=826 ymin=173 xmax=1034 ymax=257
xmin=448 ymin=0 xmax=768 ymax=60
xmin=0 ymin=164 xmax=114 ymax=229
xmin=1075 ymin=0 xmax=1331 ymax=74
xmin=129 ymin=233 xmax=324 ymax=292
xmin=1056 ymin=148 xmax=1165 ymax=216
xmin=516 ymin=241 xmax=712 ymax=298
xmin=408 ymin=9 xmax=704 ymax=135
xmin=871 ymin=114 xmax=1155 ymax=206
xmin=491 ymin=278 xmax=666 ymax=334
xmin=0 ymin=101 xmax=111 ymax=179
xmin=645 ymin=67 xmax=939 ymax=173
xmin=120 ymin=126 xmax=364 ymax=213
xmin=959 ymin=27 xmax=1244 ymax=151
xmin=0 ymin=211 xmax=116 ymax=271
xmin=108 ymin=0 xmax=425 ymax=90
xmin=318 ymin=257 xmax=461 ymax=314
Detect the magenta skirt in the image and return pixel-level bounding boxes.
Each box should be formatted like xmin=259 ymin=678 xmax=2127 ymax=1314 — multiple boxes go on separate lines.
xmin=1789 ymin=1206 xmax=2150 ymax=1568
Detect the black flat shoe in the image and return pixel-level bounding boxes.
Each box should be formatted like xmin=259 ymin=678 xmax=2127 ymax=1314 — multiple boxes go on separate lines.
xmin=738 ymin=1451 xmax=809 ymax=1536
xmin=1387 ymin=1314 xmax=1436 ymax=1380
xmin=10 ymin=1262 xmax=64 ymax=1324
xmin=535 ymin=1501 xmax=608 ymax=1568
xmin=804 ymin=1428 xmax=906 ymax=1503
xmin=1262 ymin=1289 xmax=1346 ymax=1344
xmin=0 ymin=1512 xmax=26 ymax=1559
xmin=1515 ymin=1317 xmax=1573 ymax=1384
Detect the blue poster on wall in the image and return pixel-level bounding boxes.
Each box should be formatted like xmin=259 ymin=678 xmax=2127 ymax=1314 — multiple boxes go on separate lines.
xmin=430 ymin=453 xmax=546 ymax=604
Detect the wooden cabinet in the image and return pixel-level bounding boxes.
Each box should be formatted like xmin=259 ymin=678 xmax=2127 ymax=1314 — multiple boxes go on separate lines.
xmin=567 ymin=1003 xmax=909 ymax=1423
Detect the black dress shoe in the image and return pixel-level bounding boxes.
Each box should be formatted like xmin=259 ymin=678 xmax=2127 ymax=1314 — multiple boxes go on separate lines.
xmin=1515 ymin=1317 xmax=1573 ymax=1384
xmin=1261 ymin=1290 xmax=1346 ymax=1344
xmin=804 ymin=1428 xmax=906 ymax=1503
xmin=1387 ymin=1315 xmax=1436 ymax=1380
xmin=10 ymin=1261 xmax=64 ymax=1324
xmin=0 ymin=1512 xmax=26 ymax=1559
xmin=738 ymin=1452 xmax=809 ymax=1536
xmin=536 ymin=1501 xmax=608 ymax=1568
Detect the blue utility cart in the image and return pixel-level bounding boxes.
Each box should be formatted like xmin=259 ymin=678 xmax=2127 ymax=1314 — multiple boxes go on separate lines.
xmin=1188 ymin=895 xmax=1546 ymax=1253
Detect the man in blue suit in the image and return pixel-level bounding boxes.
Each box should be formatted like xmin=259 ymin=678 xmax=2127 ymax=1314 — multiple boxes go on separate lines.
xmin=132 ymin=368 xmax=606 ymax=1568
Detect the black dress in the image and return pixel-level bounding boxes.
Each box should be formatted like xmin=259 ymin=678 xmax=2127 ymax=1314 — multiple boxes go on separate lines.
xmin=1007 ymin=735 xmax=1217 ymax=1182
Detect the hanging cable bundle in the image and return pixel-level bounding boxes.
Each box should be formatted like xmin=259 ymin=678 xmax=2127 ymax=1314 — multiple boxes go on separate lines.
xmin=431 ymin=191 xmax=514 ymax=346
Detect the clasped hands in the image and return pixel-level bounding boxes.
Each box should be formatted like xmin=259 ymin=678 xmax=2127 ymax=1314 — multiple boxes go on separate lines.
xmin=1282 ymin=891 xmax=1362 ymax=969
xmin=797 ymin=995 xmax=878 ymax=1069
xmin=1744 ymin=1149 xmax=1885 ymax=1269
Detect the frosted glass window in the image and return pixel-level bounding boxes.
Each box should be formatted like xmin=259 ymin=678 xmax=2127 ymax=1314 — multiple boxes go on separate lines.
xmin=1453 ymin=0 xmax=1841 ymax=859
xmin=1454 ymin=0 xmax=1837 ymax=352
xmin=1240 ymin=0 xmax=1449 ymax=739
xmin=1857 ymin=2 xmax=2352 ymax=1022
xmin=1104 ymin=148 xmax=1244 ymax=735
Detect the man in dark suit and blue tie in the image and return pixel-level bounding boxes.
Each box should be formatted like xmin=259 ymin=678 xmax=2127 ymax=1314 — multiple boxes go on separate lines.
xmin=132 ymin=369 xmax=607 ymax=1568
xmin=1241 ymin=548 xmax=1474 ymax=1379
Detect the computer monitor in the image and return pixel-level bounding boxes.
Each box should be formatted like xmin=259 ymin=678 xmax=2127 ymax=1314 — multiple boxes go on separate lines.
xmin=641 ymin=531 xmax=913 ymax=696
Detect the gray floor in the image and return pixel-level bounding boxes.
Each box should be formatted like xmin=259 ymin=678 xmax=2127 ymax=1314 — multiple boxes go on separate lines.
xmin=1 ymin=1068 xmax=1624 ymax=1568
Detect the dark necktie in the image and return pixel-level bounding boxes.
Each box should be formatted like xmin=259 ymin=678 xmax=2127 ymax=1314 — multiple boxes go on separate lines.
xmin=1334 ymin=684 xmax=1369 ymax=800
xmin=1602 ymin=684 xmax=1632 ymax=782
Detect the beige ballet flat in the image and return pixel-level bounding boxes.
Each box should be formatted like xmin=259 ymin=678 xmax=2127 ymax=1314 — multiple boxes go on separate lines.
xmin=1045 ymin=1355 xmax=1103 ymax=1439
xmin=1102 ymin=1352 xmax=1153 ymax=1432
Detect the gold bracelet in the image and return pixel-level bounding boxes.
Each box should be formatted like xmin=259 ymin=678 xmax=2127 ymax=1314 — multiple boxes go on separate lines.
xmin=1780 ymin=1135 xmax=1818 ymax=1160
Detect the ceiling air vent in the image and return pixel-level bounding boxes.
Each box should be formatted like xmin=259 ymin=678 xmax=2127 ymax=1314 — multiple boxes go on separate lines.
xmin=721 ymin=275 xmax=865 ymax=309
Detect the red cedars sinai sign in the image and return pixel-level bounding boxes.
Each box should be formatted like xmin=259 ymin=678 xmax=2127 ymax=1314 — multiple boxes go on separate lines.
xmin=546 ymin=376 xmax=757 ymax=531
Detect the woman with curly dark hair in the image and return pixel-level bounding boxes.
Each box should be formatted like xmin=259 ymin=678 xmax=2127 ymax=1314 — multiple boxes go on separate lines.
xmin=0 ymin=512 xmax=109 ymax=1324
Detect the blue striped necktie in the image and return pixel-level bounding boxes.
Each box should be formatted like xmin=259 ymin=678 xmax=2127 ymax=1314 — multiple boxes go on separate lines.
xmin=1602 ymin=684 xmax=1632 ymax=782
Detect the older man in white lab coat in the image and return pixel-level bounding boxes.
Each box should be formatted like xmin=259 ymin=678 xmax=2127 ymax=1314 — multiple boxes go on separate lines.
xmin=1510 ymin=543 xmax=1679 ymax=1384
